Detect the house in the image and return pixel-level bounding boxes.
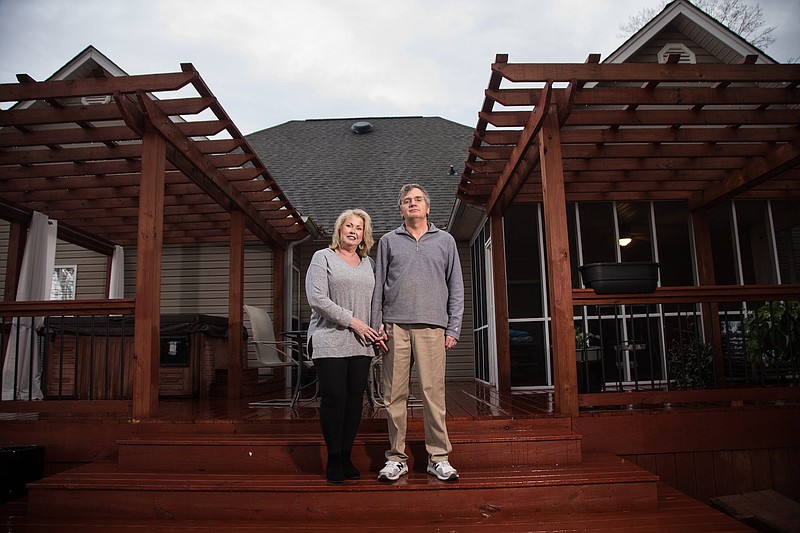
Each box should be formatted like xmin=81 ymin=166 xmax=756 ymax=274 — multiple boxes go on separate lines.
xmin=1 ymin=0 xmax=799 ymax=525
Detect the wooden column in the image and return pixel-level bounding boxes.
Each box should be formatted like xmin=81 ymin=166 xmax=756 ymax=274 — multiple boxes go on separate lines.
xmin=692 ymin=209 xmax=724 ymax=384
xmin=3 ymin=220 xmax=26 ymax=303
xmin=539 ymin=104 xmax=578 ymax=416
xmin=227 ymin=210 xmax=245 ymax=400
xmin=132 ymin=131 xmax=166 ymax=420
xmin=490 ymin=214 xmax=511 ymax=395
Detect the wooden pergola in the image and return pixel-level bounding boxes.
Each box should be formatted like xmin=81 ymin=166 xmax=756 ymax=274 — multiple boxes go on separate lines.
xmin=459 ymin=55 xmax=800 ymax=414
xmin=0 ymin=64 xmax=309 ymax=418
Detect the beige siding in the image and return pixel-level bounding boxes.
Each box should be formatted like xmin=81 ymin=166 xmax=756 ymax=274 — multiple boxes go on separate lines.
xmin=54 ymin=241 xmax=108 ymax=299
xmin=0 ymin=222 xmax=109 ymax=300
xmin=448 ymin=240 xmax=475 ymax=379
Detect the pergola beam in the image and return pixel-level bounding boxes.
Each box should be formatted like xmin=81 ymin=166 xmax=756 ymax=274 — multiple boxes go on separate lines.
xmin=494 ymin=62 xmax=800 ymax=83
xmin=486 ymin=82 xmax=551 ymax=215
xmin=689 ymin=131 xmax=800 ymax=211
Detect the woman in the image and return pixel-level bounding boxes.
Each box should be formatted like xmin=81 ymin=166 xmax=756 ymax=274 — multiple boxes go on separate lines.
xmin=305 ymin=209 xmax=382 ymax=483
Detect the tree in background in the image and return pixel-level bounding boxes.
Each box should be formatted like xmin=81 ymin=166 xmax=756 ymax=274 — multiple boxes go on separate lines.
xmin=619 ymin=0 xmax=776 ymax=50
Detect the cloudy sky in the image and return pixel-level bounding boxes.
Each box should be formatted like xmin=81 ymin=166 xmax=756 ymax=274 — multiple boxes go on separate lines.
xmin=1 ymin=0 xmax=798 ymax=134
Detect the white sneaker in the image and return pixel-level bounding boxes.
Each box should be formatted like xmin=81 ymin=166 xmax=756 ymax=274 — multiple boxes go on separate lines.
xmin=427 ymin=460 xmax=459 ymax=481
xmin=377 ymin=460 xmax=408 ymax=482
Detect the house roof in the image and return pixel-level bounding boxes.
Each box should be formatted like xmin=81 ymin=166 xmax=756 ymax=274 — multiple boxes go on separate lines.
xmin=246 ymin=116 xmax=473 ymax=236
xmin=0 ymin=46 xmax=309 ymax=252
xmin=605 ymin=0 xmax=777 ymax=65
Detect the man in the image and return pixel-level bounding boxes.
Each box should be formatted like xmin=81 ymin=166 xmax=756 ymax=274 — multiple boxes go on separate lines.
xmin=371 ymin=183 xmax=464 ymax=482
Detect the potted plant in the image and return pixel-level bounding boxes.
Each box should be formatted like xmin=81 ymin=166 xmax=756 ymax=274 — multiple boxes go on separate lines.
xmin=575 ymin=326 xmax=600 ymax=356
xmin=667 ymin=336 xmax=714 ymax=390
xmin=579 ymin=262 xmax=659 ymax=294
xmin=743 ymin=300 xmax=800 ymax=382
xmin=575 ymin=327 xmax=602 ymax=393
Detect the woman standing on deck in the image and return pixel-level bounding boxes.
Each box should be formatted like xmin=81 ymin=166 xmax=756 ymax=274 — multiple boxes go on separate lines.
xmin=305 ymin=209 xmax=382 ymax=483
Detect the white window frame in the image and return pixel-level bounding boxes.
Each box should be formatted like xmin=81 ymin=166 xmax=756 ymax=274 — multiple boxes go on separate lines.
xmin=51 ymin=265 xmax=77 ymax=300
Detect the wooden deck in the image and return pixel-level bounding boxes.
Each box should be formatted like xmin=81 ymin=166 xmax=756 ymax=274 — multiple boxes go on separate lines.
xmin=4 ymin=482 xmax=753 ymax=532
xmin=2 ymin=380 xmax=797 ymax=532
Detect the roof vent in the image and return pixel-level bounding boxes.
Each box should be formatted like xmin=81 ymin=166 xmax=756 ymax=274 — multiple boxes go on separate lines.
xmin=81 ymin=95 xmax=112 ymax=105
xmin=351 ymin=121 xmax=373 ymax=134
xmin=658 ymin=43 xmax=695 ymax=64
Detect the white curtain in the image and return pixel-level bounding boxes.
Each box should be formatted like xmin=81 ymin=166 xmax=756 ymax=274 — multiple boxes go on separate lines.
xmin=109 ymin=245 xmax=125 ymax=299
xmin=2 ymin=212 xmax=57 ymax=400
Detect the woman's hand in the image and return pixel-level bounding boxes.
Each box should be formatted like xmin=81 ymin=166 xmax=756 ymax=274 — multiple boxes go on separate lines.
xmin=348 ymin=317 xmax=382 ymax=346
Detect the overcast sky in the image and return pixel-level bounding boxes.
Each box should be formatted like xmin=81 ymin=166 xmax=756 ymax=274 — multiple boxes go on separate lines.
xmin=1 ymin=0 xmax=798 ymax=134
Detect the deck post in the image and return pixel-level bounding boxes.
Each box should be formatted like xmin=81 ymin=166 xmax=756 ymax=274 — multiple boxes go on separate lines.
xmin=539 ymin=103 xmax=578 ymax=416
xmin=227 ymin=210 xmax=245 ymax=400
xmin=490 ymin=214 xmax=511 ymax=395
xmin=132 ymin=131 xmax=166 ymax=420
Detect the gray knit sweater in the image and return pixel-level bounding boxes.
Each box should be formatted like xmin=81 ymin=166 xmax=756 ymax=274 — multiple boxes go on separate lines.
xmin=305 ymin=248 xmax=376 ymax=359
xmin=371 ymin=223 xmax=464 ymax=340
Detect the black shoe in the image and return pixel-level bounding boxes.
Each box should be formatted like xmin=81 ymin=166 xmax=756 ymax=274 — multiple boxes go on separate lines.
xmin=341 ymin=451 xmax=360 ymax=480
xmin=326 ymin=453 xmax=344 ymax=484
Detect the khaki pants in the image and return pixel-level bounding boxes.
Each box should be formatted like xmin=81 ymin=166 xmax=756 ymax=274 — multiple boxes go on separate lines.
xmin=382 ymin=323 xmax=451 ymax=463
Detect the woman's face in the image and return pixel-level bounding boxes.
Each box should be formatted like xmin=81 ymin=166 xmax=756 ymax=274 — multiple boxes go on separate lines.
xmin=339 ymin=214 xmax=365 ymax=250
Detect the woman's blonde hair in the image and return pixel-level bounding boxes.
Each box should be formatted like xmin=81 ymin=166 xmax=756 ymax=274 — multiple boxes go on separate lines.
xmin=330 ymin=209 xmax=374 ymax=258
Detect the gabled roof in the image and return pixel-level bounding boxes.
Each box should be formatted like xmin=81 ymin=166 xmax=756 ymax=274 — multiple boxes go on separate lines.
xmin=604 ymin=0 xmax=776 ymax=64
xmin=50 ymin=45 xmax=129 ymax=80
xmin=246 ymin=117 xmax=473 ymax=235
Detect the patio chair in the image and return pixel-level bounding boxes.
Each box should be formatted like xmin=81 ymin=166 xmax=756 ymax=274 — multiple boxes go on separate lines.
xmin=243 ymin=304 xmax=314 ymax=407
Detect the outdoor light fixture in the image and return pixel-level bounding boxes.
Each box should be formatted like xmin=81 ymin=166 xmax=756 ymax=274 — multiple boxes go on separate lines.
xmin=618 ymin=237 xmax=633 ymax=247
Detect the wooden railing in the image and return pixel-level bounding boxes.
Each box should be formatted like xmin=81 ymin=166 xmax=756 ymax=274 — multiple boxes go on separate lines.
xmin=0 ymin=300 xmax=135 ymax=401
xmin=572 ymin=285 xmax=800 ymax=409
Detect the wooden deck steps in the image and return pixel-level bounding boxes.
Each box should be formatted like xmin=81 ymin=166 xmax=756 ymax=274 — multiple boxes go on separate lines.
xmin=23 ymin=420 xmax=666 ymax=524
xmin=117 ymin=422 xmax=583 ymax=474
xmin=26 ymin=452 xmax=659 ymax=523
xmin=9 ymin=407 xmax=756 ymax=531
xmin=17 ymin=414 xmax=751 ymax=530
xmin=8 ymin=482 xmax=755 ymax=532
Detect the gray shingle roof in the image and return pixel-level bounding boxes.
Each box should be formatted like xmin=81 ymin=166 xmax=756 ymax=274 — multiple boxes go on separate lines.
xmin=246 ymin=116 xmax=473 ymax=236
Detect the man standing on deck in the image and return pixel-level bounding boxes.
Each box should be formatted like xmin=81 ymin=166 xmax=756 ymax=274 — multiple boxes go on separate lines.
xmin=371 ymin=183 xmax=464 ymax=482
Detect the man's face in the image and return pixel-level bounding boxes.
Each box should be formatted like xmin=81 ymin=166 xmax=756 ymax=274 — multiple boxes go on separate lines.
xmin=400 ymin=188 xmax=429 ymax=221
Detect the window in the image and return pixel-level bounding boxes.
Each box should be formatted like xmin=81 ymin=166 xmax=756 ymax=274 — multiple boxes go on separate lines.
xmin=51 ymin=265 xmax=77 ymax=300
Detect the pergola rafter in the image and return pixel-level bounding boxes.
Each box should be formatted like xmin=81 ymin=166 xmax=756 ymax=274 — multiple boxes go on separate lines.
xmin=459 ymin=59 xmax=800 ymax=211
xmin=0 ymin=65 xmax=309 ymax=251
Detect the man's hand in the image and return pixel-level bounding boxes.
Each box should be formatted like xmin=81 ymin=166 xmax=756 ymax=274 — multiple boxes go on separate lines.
xmin=445 ymin=335 xmax=458 ymax=351
xmin=373 ymin=325 xmax=389 ymax=354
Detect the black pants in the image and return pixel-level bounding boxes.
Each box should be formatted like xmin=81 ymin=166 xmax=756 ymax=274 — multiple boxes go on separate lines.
xmin=313 ymin=354 xmax=371 ymax=456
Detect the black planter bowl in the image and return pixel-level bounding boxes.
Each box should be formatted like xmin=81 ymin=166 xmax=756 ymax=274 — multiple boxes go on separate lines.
xmin=579 ymin=261 xmax=659 ymax=294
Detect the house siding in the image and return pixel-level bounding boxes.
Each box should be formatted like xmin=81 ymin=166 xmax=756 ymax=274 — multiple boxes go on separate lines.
xmin=54 ymin=241 xmax=108 ymax=299
xmin=629 ymin=24 xmax=721 ymax=64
